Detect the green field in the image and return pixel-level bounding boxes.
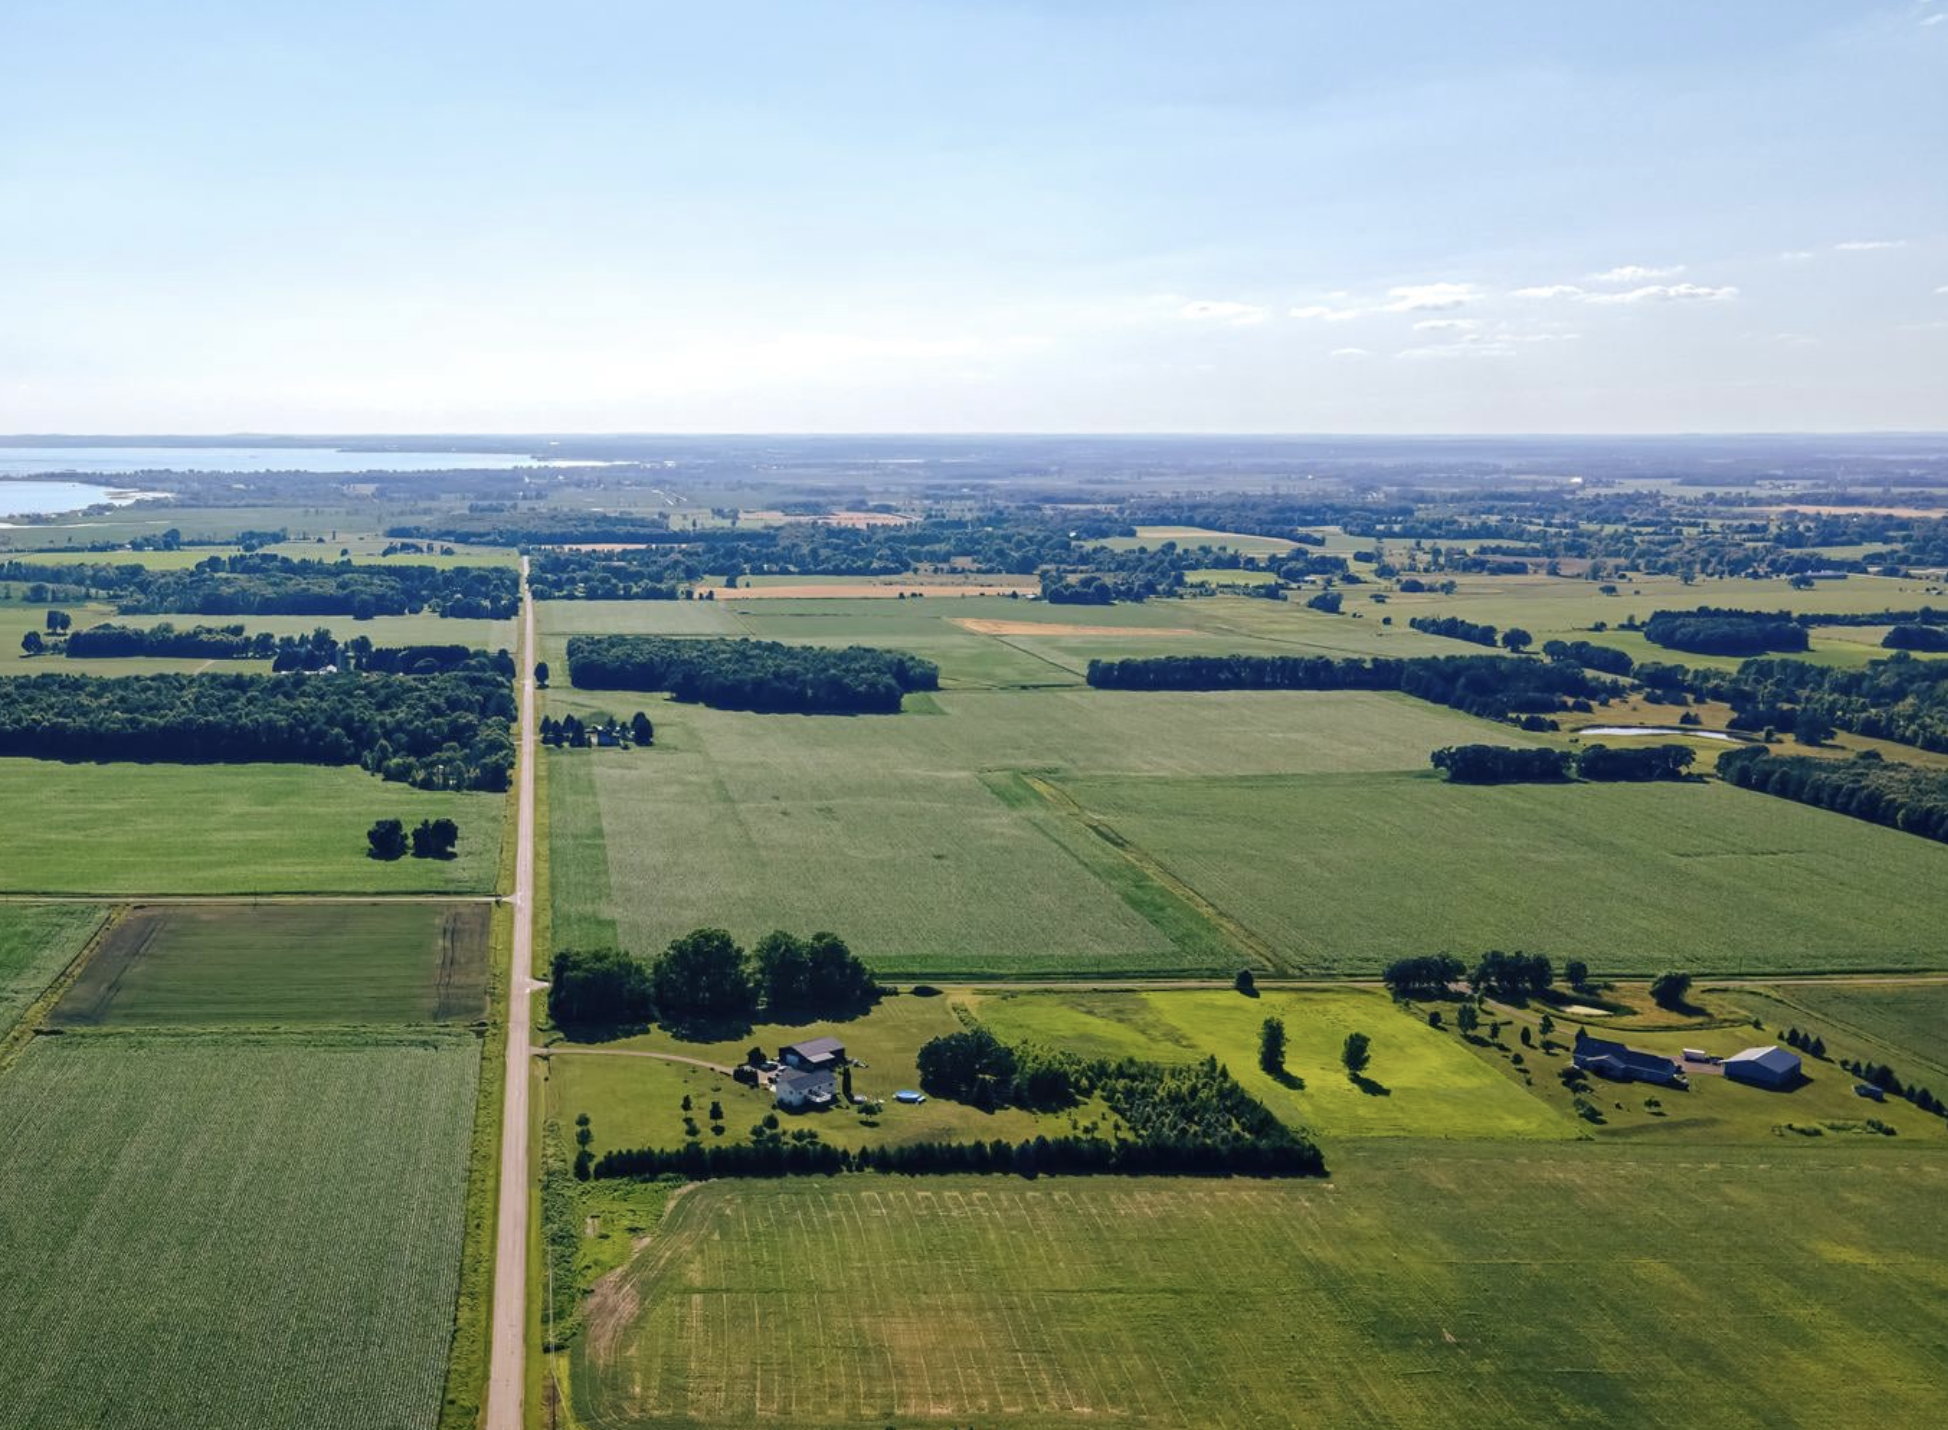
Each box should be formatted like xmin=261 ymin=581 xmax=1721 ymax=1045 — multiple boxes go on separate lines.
xmin=0 ymin=903 xmax=104 ymax=1034
xmin=0 ymin=760 xmax=502 ymax=895
xmin=1737 ymin=982 xmax=1948 ymax=1074
xmin=568 ymin=1145 xmax=1948 ymax=1429
xmin=51 ymin=902 xmax=489 ymax=1028
xmin=0 ymin=1034 xmax=481 ymax=1430
xmin=544 ymin=688 xmax=1525 ymax=977
xmin=1055 ymin=770 xmax=1948 ymax=975
xmin=1097 ymin=524 xmax=1300 ymax=556
xmin=961 ymin=986 xmax=1573 ymax=1140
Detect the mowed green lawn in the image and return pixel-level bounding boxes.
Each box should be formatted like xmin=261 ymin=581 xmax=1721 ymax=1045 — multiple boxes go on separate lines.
xmin=0 ymin=760 xmax=502 ymax=895
xmin=51 ymin=902 xmax=489 ymax=1028
xmin=571 ymin=1145 xmax=1948 ymax=1429
xmin=0 ymin=903 xmax=104 ymax=1034
xmin=1058 ymin=770 xmax=1948 ymax=975
xmin=544 ymin=689 xmax=1524 ymax=977
xmin=961 ymin=987 xmax=1573 ymax=1140
xmin=0 ymin=1034 xmax=480 ymax=1430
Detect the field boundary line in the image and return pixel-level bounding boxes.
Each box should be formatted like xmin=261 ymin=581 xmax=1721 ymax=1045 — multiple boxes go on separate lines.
xmin=1019 ymin=773 xmax=1294 ymax=974
xmin=0 ymin=903 xmax=123 ymax=1075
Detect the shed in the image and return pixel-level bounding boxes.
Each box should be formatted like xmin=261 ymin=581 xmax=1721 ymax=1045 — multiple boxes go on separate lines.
xmin=1724 ymin=1044 xmax=1802 ymax=1090
xmin=780 ymin=1036 xmax=846 ymax=1072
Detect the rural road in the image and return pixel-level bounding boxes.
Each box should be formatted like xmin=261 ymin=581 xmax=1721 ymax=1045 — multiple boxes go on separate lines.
xmin=485 ymin=557 xmax=540 ymax=1430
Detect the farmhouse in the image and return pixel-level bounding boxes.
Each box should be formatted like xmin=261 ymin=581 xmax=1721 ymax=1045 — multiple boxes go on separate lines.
xmin=1573 ymin=1029 xmax=1684 ymax=1086
xmin=774 ymin=1065 xmax=836 ymax=1111
xmin=780 ymin=1036 xmax=846 ymax=1072
xmin=1724 ymin=1044 xmax=1801 ymax=1090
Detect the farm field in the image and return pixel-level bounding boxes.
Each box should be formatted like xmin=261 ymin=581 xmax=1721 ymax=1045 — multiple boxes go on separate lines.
xmin=51 ymin=902 xmax=490 ymax=1028
xmin=1736 ymin=981 xmax=1948 ymax=1073
xmin=960 ymin=986 xmax=1574 ymax=1140
xmin=0 ymin=903 xmax=104 ymax=1034
xmin=0 ymin=759 xmax=502 ymax=895
xmin=543 ymin=688 xmax=1529 ymax=977
xmin=0 ymin=1034 xmax=480 ymax=1430
xmin=569 ymin=1144 xmax=1948 ymax=1430
xmin=1096 ymin=524 xmax=1299 ymax=555
xmin=1056 ymin=770 xmax=1948 ymax=975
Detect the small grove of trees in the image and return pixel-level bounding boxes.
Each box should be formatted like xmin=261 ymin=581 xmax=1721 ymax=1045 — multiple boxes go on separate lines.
xmin=566 ymin=634 xmax=939 ymax=715
xmin=1305 ymin=590 xmax=1342 ymax=614
xmin=1469 ymin=950 xmax=1553 ymax=1000
xmin=548 ymin=947 xmax=654 ymax=1029
xmin=916 ymin=1026 xmax=1024 ymax=1109
xmin=1430 ymin=742 xmax=1694 ymax=784
xmin=1779 ymin=1025 xmax=1828 ymax=1058
xmin=752 ymin=929 xmax=877 ymax=1013
xmin=1409 ymin=614 xmax=1499 ymax=647
xmin=1642 ymin=608 xmax=1808 ymax=656
xmin=1649 ymin=971 xmax=1692 ymax=1010
xmin=1381 ymin=953 xmax=1465 ymax=999
xmin=1500 ymin=627 xmax=1533 ymax=653
xmin=1258 ymin=1016 xmax=1286 ymax=1075
xmin=1541 ymin=639 xmax=1634 ymax=676
xmin=366 ymin=817 xmax=457 ymax=860
xmin=540 ymin=712 xmax=653 ymax=749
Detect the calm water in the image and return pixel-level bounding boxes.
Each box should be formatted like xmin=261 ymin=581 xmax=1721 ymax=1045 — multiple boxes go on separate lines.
xmin=0 ymin=480 xmax=169 ymax=521
xmin=0 ymin=444 xmax=542 ymax=478
xmin=1578 ymin=725 xmax=1739 ymax=743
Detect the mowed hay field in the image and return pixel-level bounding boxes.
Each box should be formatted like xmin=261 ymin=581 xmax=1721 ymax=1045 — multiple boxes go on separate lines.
xmin=1057 ymin=771 xmax=1948 ymax=975
xmin=960 ymin=987 xmax=1574 ymax=1140
xmin=572 ymin=1146 xmax=1948 ymax=1430
xmin=1742 ymin=982 xmax=1948 ymax=1072
xmin=0 ymin=1035 xmax=480 ymax=1430
xmin=0 ymin=903 xmax=104 ymax=1033
xmin=0 ymin=760 xmax=502 ymax=895
xmin=544 ymin=689 xmax=1526 ymax=977
xmin=51 ymin=902 xmax=490 ymax=1028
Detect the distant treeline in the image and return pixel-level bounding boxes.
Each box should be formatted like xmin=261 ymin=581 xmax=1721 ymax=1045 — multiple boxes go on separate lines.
xmin=1085 ymin=653 xmax=1619 ymax=723
xmin=1884 ymin=625 xmax=1948 ymax=652
xmin=3 ymin=554 xmax=516 ymax=620
xmin=1719 ymin=747 xmax=1948 ymax=845
xmin=1641 ymin=608 xmax=1809 ymax=656
xmin=1409 ymin=614 xmax=1499 ymax=647
xmin=0 ymin=668 xmax=515 ymax=790
xmin=1540 ymin=639 xmax=1635 ymax=676
xmin=1429 ymin=742 xmax=1696 ymax=783
xmin=567 ymin=634 xmax=939 ymax=714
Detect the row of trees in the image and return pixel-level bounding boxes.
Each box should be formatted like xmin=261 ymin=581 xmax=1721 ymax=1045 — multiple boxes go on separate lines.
xmin=1718 ymin=746 xmax=1948 ymax=845
xmin=1429 ymin=742 xmax=1696 ymax=783
xmin=591 ymin=1128 xmax=1325 ymax=1182
xmin=1540 ymin=639 xmax=1635 ymax=675
xmin=1086 ymin=652 xmax=1618 ymax=722
xmin=0 ymin=669 xmax=515 ymax=790
xmin=2 ymin=553 xmax=517 ymax=619
xmin=547 ymin=927 xmax=879 ymax=1032
xmin=566 ymin=634 xmax=940 ymax=715
xmin=366 ymin=817 xmax=460 ymax=860
xmin=1408 ymin=614 xmax=1499 ymax=647
xmin=539 ymin=712 xmax=654 ymax=748
xmin=1719 ymin=654 xmax=1948 ymax=753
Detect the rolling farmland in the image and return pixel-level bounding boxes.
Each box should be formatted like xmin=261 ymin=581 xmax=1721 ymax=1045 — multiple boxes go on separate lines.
xmin=0 ymin=903 xmax=103 ymax=1034
xmin=571 ymin=1147 xmax=1948 ymax=1429
xmin=0 ymin=1035 xmax=480 ymax=1430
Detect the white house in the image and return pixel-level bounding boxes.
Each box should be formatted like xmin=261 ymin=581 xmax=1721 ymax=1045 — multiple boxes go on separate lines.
xmin=774 ymin=1065 xmax=836 ymax=1111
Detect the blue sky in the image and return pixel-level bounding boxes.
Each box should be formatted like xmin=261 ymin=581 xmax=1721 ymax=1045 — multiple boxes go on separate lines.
xmin=1 ymin=1 xmax=1943 ymax=433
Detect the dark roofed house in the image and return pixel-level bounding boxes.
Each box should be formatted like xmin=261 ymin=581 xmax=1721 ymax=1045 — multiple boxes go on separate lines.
xmin=1573 ymin=1029 xmax=1684 ymax=1086
xmin=1724 ymin=1044 xmax=1801 ymax=1090
xmin=780 ymin=1036 xmax=846 ymax=1073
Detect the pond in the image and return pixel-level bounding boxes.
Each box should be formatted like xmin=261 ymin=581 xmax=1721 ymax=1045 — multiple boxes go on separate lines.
xmin=1577 ymin=725 xmax=1740 ymax=743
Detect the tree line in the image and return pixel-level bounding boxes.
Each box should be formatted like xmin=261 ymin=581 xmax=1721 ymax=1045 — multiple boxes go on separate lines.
xmin=1720 ymin=654 xmax=1948 ymax=753
xmin=0 ymin=668 xmax=515 ymax=790
xmin=567 ymin=634 xmax=939 ymax=715
xmin=49 ymin=621 xmax=512 ymax=680
xmin=1641 ymin=607 xmax=1809 ymax=656
xmin=1430 ymin=742 xmax=1696 ymax=783
xmin=1718 ymin=746 xmax=1948 ymax=845
xmin=1086 ymin=652 xmax=1618 ymax=723
xmin=1409 ymin=614 xmax=1500 ymax=647
xmin=1 ymin=553 xmax=517 ymax=620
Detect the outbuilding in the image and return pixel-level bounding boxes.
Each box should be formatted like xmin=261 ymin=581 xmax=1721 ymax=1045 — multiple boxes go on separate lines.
xmin=774 ymin=1065 xmax=836 ymax=1111
xmin=1724 ymin=1044 xmax=1801 ymax=1090
xmin=780 ymin=1036 xmax=846 ymax=1073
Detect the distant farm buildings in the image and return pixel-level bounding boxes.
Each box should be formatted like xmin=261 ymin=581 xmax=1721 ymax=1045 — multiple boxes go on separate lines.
xmin=780 ymin=1037 xmax=846 ymax=1073
xmin=1573 ymin=1029 xmax=1685 ymax=1086
xmin=1724 ymin=1045 xmax=1802 ymax=1090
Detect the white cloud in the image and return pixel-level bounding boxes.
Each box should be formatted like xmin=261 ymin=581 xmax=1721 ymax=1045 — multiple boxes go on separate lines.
xmin=1396 ymin=340 xmax=1515 ymax=360
xmin=1413 ymin=318 xmax=1479 ymax=332
xmin=1516 ymin=282 xmax=1735 ymax=305
xmin=1923 ymin=12 xmax=1945 ymax=25
xmin=1328 ymin=347 xmax=1372 ymax=358
xmin=1590 ymin=264 xmax=1685 ymax=282
xmin=1290 ymin=281 xmax=1480 ymax=323
xmin=1180 ymin=300 xmax=1269 ymax=325
xmin=1288 ymin=303 xmax=1365 ymax=322
xmin=1778 ymin=250 xmax=1816 ymax=262
xmin=1935 ymin=285 xmax=1948 ymax=295
xmin=1834 ymin=239 xmax=1907 ymax=251
xmin=1773 ymin=332 xmax=1819 ymax=346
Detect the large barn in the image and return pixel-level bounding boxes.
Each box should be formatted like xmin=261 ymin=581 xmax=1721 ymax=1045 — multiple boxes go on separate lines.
xmin=1724 ymin=1045 xmax=1801 ymax=1089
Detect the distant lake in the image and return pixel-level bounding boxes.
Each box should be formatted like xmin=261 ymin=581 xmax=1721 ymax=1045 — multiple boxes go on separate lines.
xmin=0 ymin=480 xmax=170 ymax=521
xmin=0 ymin=444 xmax=546 ymax=478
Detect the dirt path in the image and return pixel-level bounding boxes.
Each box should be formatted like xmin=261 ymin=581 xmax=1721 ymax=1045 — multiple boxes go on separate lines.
xmin=485 ymin=556 xmax=541 ymax=1430
xmin=541 ymin=1046 xmax=738 ymax=1075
